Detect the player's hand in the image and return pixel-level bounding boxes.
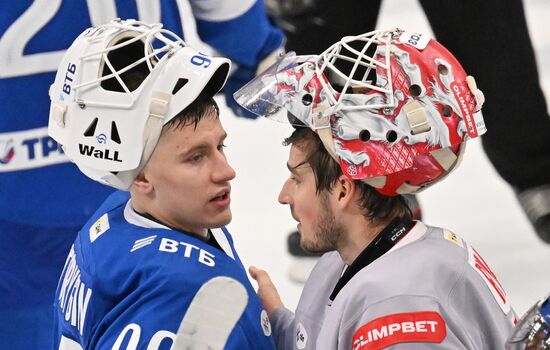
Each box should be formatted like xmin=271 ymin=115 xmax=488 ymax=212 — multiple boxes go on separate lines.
xmin=249 ymin=266 xmax=284 ymax=316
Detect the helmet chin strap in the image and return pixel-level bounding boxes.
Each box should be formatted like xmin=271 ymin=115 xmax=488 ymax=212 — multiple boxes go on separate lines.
xmin=141 ymin=91 xmax=171 ymax=162
xmin=118 ymin=90 xmax=171 ymax=190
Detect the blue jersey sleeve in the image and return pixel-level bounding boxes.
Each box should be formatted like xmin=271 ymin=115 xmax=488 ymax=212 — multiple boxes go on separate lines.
xmin=191 ymin=0 xmax=284 ymax=67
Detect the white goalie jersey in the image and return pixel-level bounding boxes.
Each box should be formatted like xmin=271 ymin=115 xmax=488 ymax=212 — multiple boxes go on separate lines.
xmin=270 ymin=221 xmax=516 ymax=349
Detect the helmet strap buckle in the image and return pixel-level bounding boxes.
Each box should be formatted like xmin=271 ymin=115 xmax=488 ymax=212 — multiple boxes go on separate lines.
xmin=312 ymin=108 xmax=339 ymax=161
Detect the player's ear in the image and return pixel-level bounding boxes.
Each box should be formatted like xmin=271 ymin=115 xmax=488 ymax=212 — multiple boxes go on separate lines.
xmin=334 ymin=174 xmax=356 ymax=209
xmin=132 ymin=170 xmax=153 ymax=194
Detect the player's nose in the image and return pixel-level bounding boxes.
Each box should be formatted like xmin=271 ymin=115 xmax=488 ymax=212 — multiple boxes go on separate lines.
xmin=212 ymin=153 xmax=236 ymax=183
xmin=278 ymin=178 xmax=292 ymax=205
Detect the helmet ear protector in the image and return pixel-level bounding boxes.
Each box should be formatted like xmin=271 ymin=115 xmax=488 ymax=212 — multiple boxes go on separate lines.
xmin=235 ymin=28 xmax=486 ymax=195
xmin=49 ymin=19 xmax=230 ymax=190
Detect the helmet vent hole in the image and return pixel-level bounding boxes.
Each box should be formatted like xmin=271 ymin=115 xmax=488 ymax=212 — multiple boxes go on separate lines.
xmin=172 ymin=78 xmax=189 ymax=95
xmin=302 ymin=94 xmax=313 ymax=106
xmin=442 ymin=105 xmax=452 ymax=117
xmin=438 ymin=64 xmax=449 ymax=75
xmin=386 ymin=130 xmax=398 ymax=142
xmin=359 ymin=130 xmax=371 ymax=142
xmin=409 ymin=84 xmax=422 ymax=97
xmin=202 ymin=63 xmax=230 ymax=97
xmin=111 ymin=121 xmax=121 ymax=144
xmin=84 ymin=118 xmax=98 ymax=137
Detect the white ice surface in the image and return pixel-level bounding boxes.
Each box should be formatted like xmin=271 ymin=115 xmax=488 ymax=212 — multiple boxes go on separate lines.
xmin=183 ymin=0 xmax=550 ymax=316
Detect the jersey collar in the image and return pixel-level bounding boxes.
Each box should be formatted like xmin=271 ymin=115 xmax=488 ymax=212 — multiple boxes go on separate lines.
xmin=329 ymin=217 xmax=417 ymax=303
xmin=123 ymin=199 xmax=235 ymax=259
xmin=124 ymin=199 xmax=171 ymax=230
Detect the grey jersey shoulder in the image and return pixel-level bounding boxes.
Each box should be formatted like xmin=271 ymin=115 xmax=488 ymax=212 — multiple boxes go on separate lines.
xmin=323 ymin=224 xmax=515 ymax=349
xmin=365 ymin=225 xmax=468 ymax=301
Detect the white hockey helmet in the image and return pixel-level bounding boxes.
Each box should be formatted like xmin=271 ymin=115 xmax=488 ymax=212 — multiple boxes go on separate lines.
xmin=49 ymin=19 xmax=230 ymax=190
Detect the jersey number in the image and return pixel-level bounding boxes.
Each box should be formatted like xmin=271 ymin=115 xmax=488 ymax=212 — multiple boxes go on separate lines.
xmin=0 ymin=0 xmax=161 ymax=78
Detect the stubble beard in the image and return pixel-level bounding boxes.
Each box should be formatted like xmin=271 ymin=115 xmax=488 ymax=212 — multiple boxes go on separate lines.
xmin=301 ymin=194 xmax=344 ymax=254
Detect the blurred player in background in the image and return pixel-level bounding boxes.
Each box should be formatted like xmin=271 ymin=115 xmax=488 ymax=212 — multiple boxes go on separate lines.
xmin=48 ymin=19 xmax=275 ymax=349
xmin=237 ymin=29 xmax=517 ymax=349
xmin=0 ymin=1 xmax=282 ymax=348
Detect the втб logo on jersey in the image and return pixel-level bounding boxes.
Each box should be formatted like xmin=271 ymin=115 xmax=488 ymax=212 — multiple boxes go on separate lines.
xmin=131 ymin=235 xmax=157 ymax=252
xmin=131 ymin=236 xmax=216 ymax=267
xmin=0 ymin=139 xmax=15 ymax=164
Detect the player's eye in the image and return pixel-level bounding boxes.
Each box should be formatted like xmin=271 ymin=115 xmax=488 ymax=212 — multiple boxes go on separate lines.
xmin=189 ymin=153 xmax=204 ymax=163
xmin=290 ymin=175 xmax=301 ymax=184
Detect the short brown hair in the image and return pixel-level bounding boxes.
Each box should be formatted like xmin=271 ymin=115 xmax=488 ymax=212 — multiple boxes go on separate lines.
xmin=164 ymin=93 xmax=220 ymax=131
xmin=283 ymin=127 xmax=411 ymax=223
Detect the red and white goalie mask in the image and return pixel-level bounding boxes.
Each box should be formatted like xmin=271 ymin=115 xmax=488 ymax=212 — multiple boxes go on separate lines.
xmin=235 ymin=28 xmax=486 ymax=196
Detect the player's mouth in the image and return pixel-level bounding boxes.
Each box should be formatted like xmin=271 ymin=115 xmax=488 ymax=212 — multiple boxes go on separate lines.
xmin=210 ymin=189 xmax=231 ymax=209
xmin=289 ymin=208 xmax=301 ymax=231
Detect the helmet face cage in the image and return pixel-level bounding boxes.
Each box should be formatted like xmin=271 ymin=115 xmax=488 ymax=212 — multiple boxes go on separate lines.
xmin=316 ymin=30 xmax=395 ymax=111
xmin=73 ymin=20 xmax=184 ymax=109
xmin=48 ymin=19 xmax=231 ymax=190
xmin=235 ymin=28 xmax=486 ymax=195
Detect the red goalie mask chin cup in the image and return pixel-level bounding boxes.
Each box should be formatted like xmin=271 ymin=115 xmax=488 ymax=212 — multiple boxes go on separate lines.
xmin=235 ymin=28 xmax=486 ymax=196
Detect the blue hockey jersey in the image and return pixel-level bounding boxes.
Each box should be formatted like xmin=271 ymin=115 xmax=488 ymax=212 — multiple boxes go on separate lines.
xmin=53 ymin=191 xmax=275 ymax=349
xmin=0 ymin=0 xmax=283 ymax=227
xmin=1 ymin=2 xmax=282 ymax=347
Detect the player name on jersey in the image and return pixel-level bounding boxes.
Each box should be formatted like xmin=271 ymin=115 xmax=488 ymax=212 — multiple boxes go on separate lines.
xmin=58 ymin=245 xmax=92 ymax=336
